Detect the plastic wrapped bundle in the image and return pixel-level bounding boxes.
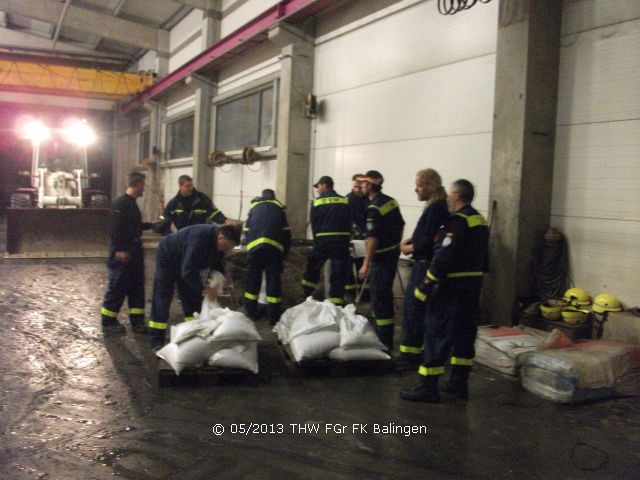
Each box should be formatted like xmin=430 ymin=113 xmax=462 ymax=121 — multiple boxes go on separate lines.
xmin=517 ymin=340 xmax=640 ymax=403
xmin=474 ymin=326 xmax=548 ymax=375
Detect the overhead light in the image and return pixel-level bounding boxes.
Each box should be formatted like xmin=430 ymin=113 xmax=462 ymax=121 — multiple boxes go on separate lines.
xmin=23 ymin=120 xmax=50 ymax=143
xmin=63 ymin=119 xmax=96 ymax=147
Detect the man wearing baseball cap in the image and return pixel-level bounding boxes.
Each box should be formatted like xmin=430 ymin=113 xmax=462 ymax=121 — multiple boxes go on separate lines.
xmin=358 ymin=170 xmax=405 ymax=350
xmin=301 ymin=175 xmax=351 ymax=305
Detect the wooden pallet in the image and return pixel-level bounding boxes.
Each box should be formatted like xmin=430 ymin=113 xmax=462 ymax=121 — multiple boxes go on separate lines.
xmin=157 ymin=359 xmax=259 ymax=387
xmin=278 ymin=342 xmax=392 ymax=377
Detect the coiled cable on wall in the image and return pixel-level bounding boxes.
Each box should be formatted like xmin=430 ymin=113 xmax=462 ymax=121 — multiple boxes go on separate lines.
xmin=438 ymin=0 xmax=493 ymax=15
xmin=534 ymin=228 xmax=569 ymax=300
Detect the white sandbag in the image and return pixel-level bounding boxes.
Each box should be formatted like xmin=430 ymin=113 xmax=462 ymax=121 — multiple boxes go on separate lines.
xmin=156 ymin=337 xmax=222 ymax=375
xmin=339 ymin=304 xmax=386 ymax=350
xmin=289 ymin=331 xmax=341 ymax=362
xmin=275 ymin=297 xmax=340 ymax=344
xmin=199 ymin=271 xmax=226 ymax=320
xmin=208 ymin=343 xmax=258 ymax=373
xmin=329 ymin=347 xmax=390 ymax=361
xmin=170 ymin=318 xmax=220 ymax=345
xmin=518 ymin=340 xmax=640 ymax=403
xmin=209 ymin=311 xmax=262 ymax=342
xmin=474 ymin=325 xmax=548 ymax=376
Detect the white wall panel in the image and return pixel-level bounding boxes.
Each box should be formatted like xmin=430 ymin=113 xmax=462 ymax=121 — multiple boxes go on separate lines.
xmin=314 ymin=0 xmax=498 ymax=96
xmin=562 ymin=0 xmax=640 ymax=35
xmin=314 ymin=54 xmax=495 ymax=149
xmin=550 ymin=216 xmax=640 ymax=307
xmin=220 ymin=0 xmax=279 ymax=38
xmin=169 ymin=9 xmax=203 ymax=71
xmin=557 ymin=19 xmax=640 ymax=126
xmin=217 ymin=53 xmax=281 ymax=95
xmin=553 ymin=1 xmax=640 ymax=307
xmin=552 ymin=120 xmax=640 ymax=221
xmin=212 ymin=160 xmax=278 ymax=221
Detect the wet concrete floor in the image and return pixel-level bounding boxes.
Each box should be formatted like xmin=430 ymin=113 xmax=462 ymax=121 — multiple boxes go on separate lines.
xmin=0 ymin=222 xmax=639 ymax=479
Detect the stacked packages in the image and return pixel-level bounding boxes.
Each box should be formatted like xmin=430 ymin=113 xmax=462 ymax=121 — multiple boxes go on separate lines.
xmin=275 ymin=297 xmax=390 ymax=362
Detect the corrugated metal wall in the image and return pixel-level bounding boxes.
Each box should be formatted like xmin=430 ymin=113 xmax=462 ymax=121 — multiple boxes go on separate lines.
xmin=551 ymin=0 xmax=640 ymax=306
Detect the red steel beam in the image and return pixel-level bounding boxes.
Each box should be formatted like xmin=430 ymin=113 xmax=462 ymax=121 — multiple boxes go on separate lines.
xmin=122 ymin=0 xmax=334 ymax=113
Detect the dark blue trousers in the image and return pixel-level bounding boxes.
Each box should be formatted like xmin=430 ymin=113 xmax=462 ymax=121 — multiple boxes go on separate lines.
xmin=302 ymin=238 xmax=350 ymax=304
xmin=399 ymin=259 xmax=429 ymax=355
xmin=244 ymin=247 xmax=283 ymax=322
xmin=370 ymin=249 xmax=399 ymax=348
xmin=101 ymin=242 xmax=145 ymax=324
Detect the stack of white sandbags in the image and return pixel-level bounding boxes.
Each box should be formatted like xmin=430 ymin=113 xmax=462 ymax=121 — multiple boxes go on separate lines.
xmin=275 ymin=298 xmax=389 ymax=362
xmin=157 ymin=308 xmax=262 ymax=374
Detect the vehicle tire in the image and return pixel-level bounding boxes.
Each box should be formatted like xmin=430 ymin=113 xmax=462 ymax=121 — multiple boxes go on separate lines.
xmin=89 ymin=194 xmax=110 ymax=208
xmin=10 ymin=192 xmax=33 ymax=208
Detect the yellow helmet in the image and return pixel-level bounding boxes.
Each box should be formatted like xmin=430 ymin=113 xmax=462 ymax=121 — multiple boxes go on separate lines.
xmin=592 ymin=293 xmax=622 ymax=314
xmin=540 ymin=299 xmax=564 ymax=320
xmin=561 ymin=306 xmax=589 ymax=325
xmin=563 ymin=288 xmax=591 ymax=306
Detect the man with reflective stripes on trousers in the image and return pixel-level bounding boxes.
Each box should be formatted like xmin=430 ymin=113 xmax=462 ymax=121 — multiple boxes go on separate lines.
xmin=156 ymin=175 xmax=228 ymax=233
xmin=358 ymin=170 xmax=405 ymax=350
xmin=243 ymin=189 xmax=291 ymax=324
xmin=301 ymin=176 xmax=352 ymax=305
xmin=396 ymin=169 xmax=449 ymax=369
xmin=148 ymin=223 xmax=240 ymax=350
xmin=400 ymin=179 xmax=489 ymax=402
xmin=101 ymin=172 xmax=151 ymax=334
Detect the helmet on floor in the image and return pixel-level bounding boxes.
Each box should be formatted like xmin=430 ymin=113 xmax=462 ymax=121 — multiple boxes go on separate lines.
xmin=540 ymin=299 xmax=564 ymax=320
xmin=592 ymin=293 xmax=622 ymax=314
xmin=563 ymin=287 xmax=591 ymax=306
xmin=561 ymin=306 xmax=589 ymax=325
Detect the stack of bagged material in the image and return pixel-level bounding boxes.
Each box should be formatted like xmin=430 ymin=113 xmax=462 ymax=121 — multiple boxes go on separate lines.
xmin=275 ymin=297 xmax=389 ymax=362
xmin=517 ymin=334 xmax=640 ymax=403
xmin=474 ymin=325 xmax=548 ymax=376
xmin=157 ymin=308 xmax=262 ymax=375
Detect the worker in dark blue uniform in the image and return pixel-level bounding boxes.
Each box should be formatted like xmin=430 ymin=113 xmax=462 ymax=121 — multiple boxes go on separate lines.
xmin=157 ymin=175 xmax=227 ymax=233
xmin=302 ymin=176 xmax=352 ymax=305
xmin=101 ymin=172 xmax=150 ymax=334
xmin=358 ymin=170 xmax=405 ymax=350
xmin=148 ymin=223 xmax=241 ymax=350
xmin=345 ymin=173 xmax=369 ymax=301
xmin=401 ymin=179 xmax=489 ymax=403
xmin=243 ymin=189 xmax=291 ymax=325
xmin=396 ymin=168 xmax=449 ymax=369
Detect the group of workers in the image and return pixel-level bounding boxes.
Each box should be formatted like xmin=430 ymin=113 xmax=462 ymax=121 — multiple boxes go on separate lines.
xmin=100 ymin=168 xmax=489 ymax=403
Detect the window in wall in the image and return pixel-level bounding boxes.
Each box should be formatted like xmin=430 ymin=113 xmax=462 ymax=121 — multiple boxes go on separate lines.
xmin=139 ymin=130 xmax=150 ymax=162
xmin=215 ymin=85 xmax=275 ymax=151
xmin=166 ymin=114 xmax=194 ymax=159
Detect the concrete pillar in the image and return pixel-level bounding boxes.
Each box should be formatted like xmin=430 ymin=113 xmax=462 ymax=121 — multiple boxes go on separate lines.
xmin=155 ymin=30 xmax=170 ymax=77
xmin=484 ymin=0 xmax=562 ymax=324
xmin=268 ymin=23 xmax=315 ymax=238
xmin=185 ymin=74 xmax=216 ymax=198
xmin=201 ymin=0 xmax=221 ymax=50
xmin=142 ymin=101 xmax=165 ymax=221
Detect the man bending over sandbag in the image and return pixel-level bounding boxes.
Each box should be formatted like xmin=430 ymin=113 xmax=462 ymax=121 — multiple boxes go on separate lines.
xmin=148 ymin=223 xmax=241 ymax=350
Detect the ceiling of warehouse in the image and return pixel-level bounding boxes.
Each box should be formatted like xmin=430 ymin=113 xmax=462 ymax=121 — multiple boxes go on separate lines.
xmin=0 ymin=0 xmax=197 ymax=71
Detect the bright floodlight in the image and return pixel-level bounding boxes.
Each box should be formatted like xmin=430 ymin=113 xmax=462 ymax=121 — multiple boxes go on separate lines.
xmin=24 ymin=121 xmax=50 ymax=143
xmin=64 ymin=119 xmax=97 ymax=147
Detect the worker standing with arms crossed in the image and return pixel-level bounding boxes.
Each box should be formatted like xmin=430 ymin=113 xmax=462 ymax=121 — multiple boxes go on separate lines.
xmin=396 ymin=168 xmax=449 ymax=369
xmin=401 ymin=179 xmax=489 ymax=403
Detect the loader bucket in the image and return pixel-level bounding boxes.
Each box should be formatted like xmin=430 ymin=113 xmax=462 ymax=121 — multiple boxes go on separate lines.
xmin=6 ymin=208 xmax=110 ymax=258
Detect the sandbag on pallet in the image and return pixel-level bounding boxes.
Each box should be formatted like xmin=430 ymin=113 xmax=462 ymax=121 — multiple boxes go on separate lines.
xmin=517 ymin=340 xmax=640 ymax=403
xmin=474 ymin=325 xmax=548 ymax=375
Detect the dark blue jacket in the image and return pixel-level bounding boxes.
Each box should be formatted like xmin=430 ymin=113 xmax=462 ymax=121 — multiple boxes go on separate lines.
xmin=310 ymin=189 xmax=351 ymax=240
xmin=411 ymin=198 xmax=449 ymax=261
xmin=160 ymin=224 xmax=226 ymax=292
xmin=244 ymin=197 xmax=291 ymax=257
xmin=347 ymin=191 xmax=369 ymax=236
xmin=159 ymin=189 xmax=226 ymax=232
xmin=365 ymin=192 xmax=405 ymax=255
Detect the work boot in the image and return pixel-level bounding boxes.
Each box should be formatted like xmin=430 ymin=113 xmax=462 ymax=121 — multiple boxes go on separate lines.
xmin=394 ymin=353 xmax=421 ymax=371
xmin=130 ymin=317 xmax=147 ymax=334
xmin=400 ymin=375 xmax=440 ymax=403
xmin=376 ymin=326 xmax=394 ymax=351
xmin=441 ymin=366 xmax=470 ymax=400
xmin=101 ymin=320 xmax=125 ymax=335
xmin=149 ymin=332 xmax=166 ymax=352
